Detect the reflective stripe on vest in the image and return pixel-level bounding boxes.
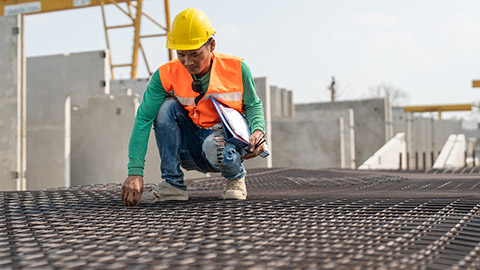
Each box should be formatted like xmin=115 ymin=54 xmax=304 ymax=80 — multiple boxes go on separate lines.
xmin=159 ymin=52 xmax=244 ymax=128
xmin=169 ymin=91 xmax=243 ymax=107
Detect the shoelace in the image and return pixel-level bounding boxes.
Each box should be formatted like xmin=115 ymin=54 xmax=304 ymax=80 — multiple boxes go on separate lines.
xmin=227 ymin=179 xmax=243 ymax=190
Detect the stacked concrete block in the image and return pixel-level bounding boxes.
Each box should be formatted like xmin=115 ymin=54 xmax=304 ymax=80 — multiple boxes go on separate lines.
xmin=26 ymin=50 xmax=109 ymax=190
xmin=0 ymin=15 xmax=25 ymax=191
xmin=270 ymin=86 xmax=294 ymax=119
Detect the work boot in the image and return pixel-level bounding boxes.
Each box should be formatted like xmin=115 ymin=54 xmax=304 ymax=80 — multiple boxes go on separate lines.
xmin=223 ymin=176 xmax=247 ymax=200
xmin=140 ymin=179 xmax=188 ymax=203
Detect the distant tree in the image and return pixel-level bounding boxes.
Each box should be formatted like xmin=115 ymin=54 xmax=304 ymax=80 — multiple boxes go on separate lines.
xmin=369 ymin=83 xmax=409 ymax=106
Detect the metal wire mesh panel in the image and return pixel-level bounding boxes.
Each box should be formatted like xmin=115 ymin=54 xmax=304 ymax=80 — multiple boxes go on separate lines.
xmin=1 ymin=168 xmax=480 ymax=269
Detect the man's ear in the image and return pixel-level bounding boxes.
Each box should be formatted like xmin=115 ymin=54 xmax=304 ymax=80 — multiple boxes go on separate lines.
xmin=209 ymin=39 xmax=216 ymax=52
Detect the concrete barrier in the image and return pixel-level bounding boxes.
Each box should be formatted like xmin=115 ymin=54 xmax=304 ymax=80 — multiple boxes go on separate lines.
xmin=433 ymin=134 xmax=466 ymax=169
xmin=359 ymin=133 xmax=407 ymax=170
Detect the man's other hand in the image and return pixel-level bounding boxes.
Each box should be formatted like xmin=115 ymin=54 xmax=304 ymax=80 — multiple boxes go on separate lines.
xmin=121 ymin=175 xmax=144 ymax=206
xmin=243 ymin=130 xmax=265 ymax=160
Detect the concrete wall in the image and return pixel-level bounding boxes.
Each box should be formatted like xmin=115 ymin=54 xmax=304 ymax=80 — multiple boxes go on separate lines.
xmin=71 ymin=94 xmax=139 ymax=186
xmin=243 ymin=77 xmax=272 ymax=169
xmin=0 ymin=15 xmax=25 ymax=191
xmin=272 ymin=108 xmax=355 ymax=169
xmin=393 ymin=108 xmax=462 ymax=169
xmin=26 ymin=50 xmax=109 ymax=190
xmin=293 ymin=98 xmax=389 ymax=167
xmin=110 ymin=77 xmax=149 ymax=97
xmin=70 ymin=93 xmax=209 ymax=186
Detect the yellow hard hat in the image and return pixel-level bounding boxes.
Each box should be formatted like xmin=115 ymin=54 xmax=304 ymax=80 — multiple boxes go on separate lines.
xmin=167 ymin=8 xmax=216 ymax=51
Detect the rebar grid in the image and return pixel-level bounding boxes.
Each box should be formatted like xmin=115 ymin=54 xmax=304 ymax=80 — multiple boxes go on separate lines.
xmin=1 ymin=168 xmax=480 ymax=269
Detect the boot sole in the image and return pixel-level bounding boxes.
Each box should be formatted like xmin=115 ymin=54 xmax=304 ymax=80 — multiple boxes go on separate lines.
xmin=156 ymin=195 xmax=189 ymax=201
xmin=141 ymin=195 xmax=188 ymax=203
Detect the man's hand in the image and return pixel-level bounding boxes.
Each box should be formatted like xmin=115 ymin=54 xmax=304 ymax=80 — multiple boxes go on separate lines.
xmin=121 ymin=175 xmax=144 ymax=206
xmin=243 ymin=130 xmax=265 ymax=160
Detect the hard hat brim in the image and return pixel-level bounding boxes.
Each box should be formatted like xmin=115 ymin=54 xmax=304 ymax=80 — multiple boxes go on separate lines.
xmin=166 ymin=41 xmax=204 ymax=51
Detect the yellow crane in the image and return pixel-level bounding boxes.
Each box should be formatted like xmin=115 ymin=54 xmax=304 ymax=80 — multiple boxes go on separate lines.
xmin=403 ymin=104 xmax=473 ymax=119
xmin=0 ymin=0 xmax=172 ymax=78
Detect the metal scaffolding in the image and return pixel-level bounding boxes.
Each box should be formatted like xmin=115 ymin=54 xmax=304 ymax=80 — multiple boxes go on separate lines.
xmin=0 ymin=0 xmax=172 ymax=78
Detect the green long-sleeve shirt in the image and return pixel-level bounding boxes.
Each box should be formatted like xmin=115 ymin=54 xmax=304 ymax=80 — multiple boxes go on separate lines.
xmin=128 ymin=60 xmax=265 ymax=176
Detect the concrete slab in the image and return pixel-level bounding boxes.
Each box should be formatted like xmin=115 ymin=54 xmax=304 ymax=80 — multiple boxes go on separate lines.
xmin=0 ymin=15 xmax=25 ymax=191
xmin=272 ymin=108 xmax=353 ymax=169
xmin=243 ymin=77 xmax=272 ymax=169
xmin=70 ymin=93 xmax=208 ymax=186
xmin=26 ymin=50 xmax=109 ymax=190
xmin=71 ymin=94 xmax=139 ymax=186
xmin=295 ymin=98 xmax=389 ymax=167
xmin=110 ymin=77 xmax=149 ymax=98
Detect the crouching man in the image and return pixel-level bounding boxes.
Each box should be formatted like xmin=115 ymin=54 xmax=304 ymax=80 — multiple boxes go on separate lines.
xmin=121 ymin=8 xmax=266 ymax=206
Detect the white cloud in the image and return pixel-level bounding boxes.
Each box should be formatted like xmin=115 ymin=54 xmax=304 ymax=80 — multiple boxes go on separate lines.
xmin=351 ymin=12 xmax=397 ymax=30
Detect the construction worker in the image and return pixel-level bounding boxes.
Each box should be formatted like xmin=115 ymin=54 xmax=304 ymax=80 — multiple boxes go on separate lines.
xmin=121 ymin=8 xmax=266 ymax=206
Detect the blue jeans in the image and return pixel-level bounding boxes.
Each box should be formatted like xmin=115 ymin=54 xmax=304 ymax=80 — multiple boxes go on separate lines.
xmin=153 ymin=98 xmax=246 ymax=190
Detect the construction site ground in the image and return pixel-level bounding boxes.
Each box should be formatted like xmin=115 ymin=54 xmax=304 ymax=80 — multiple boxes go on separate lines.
xmin=1 ymin=168 xmax=480 ymax=269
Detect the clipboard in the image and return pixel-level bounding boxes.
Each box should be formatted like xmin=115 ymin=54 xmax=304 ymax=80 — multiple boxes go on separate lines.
xmin=211 ymin=98 xmax=270 ymax=158
xmin=211 ymin=98 xmax=250 ymax=149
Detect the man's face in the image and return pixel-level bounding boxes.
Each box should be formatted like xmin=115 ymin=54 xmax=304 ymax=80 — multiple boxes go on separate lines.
xmin=177 ymin=41 xmax=213 ymax=77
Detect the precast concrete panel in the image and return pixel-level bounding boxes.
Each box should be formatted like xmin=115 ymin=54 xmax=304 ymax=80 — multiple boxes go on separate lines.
xmin=271 ymin=86 xmax=283 ymax=119
xmin=272 ymin=116 xmax=350 ymax=169
xmin=295 ymin=98 xmax=387 ymax=167
xmin=110 ymin=78 xmax=149 ymax=99
xmin=271 ymin=106 xmax=353 ymax=169
xmin=281 ymin=88 xmax=289 ymax=117
xmin=71 ymin=94 xmax=208 ymax=186
xmin=393 ymin=109 xmax=462 ymax=169
xmin=0 ymin=15 xmax=25 ymax=191
xmin=26 ymin=50 xmax=109 ymax=190
xmin=243 ymin=77 xmax=272 ymax=169
xmin=71 ymin=94 xmax=138 ymax=186
xmin=286 ymin=90 xmax=294 ymax=118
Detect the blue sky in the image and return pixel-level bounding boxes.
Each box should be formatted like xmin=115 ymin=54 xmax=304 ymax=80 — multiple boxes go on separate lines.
xmin=23 ymin=0 xmax=480 ymax=120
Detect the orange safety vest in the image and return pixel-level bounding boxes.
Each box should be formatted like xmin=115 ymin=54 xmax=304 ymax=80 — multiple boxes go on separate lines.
xmin=159 ymin=52 xmax=244 ymax=128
